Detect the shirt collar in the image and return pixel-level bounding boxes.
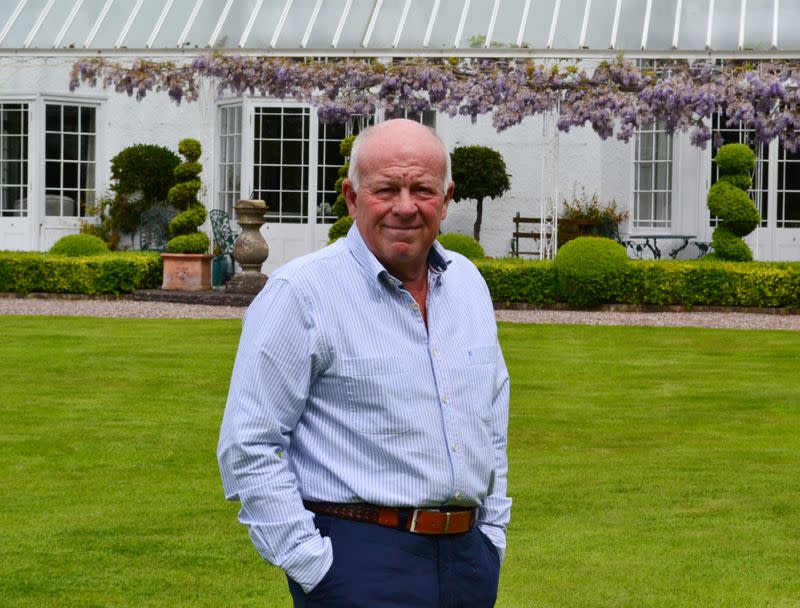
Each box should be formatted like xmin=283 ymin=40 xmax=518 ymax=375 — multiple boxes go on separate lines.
xmin=345 ymin=222 xmax=451 ymax=286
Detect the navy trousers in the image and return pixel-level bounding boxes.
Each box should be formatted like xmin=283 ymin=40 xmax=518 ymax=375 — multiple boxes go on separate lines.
xmin=287 ymin=515 xmax=501 ymax=607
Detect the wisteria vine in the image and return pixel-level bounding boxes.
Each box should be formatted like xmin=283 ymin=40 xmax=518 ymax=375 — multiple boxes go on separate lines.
xmin=69 ymin=55 xmax=800 ymax=150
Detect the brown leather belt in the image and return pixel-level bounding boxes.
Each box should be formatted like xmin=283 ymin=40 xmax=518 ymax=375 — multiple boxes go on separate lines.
xmin=303 ymin=501 xmax=475 ymax=535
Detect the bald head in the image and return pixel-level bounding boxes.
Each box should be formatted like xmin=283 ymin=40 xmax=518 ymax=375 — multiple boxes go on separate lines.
xmin=348 ymin=119 xmax=452 ymax=194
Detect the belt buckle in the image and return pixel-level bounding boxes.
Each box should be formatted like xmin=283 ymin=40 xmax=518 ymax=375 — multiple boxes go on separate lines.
xmin=409 ymin=508 xmax=448 ymax=534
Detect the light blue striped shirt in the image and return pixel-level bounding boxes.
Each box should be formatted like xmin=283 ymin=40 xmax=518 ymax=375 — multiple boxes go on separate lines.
xmin=218 ymin=224 xmax=511 ymax=593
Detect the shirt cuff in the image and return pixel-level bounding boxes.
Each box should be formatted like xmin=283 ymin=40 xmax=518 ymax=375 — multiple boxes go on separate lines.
xmin=478 ymin=523 xmax=506 ymax=563
xmin=281 ymin=533 xmax=334 ymax=594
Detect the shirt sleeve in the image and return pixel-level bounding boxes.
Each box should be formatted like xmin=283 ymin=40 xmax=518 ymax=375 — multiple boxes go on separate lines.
xmin=476 ymin=307 xmax=512 ymax=563
xmin=217 ymin=278 xmax=332 ymax=593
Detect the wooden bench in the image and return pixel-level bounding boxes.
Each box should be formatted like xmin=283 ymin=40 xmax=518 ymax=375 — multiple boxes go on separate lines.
xmin=511 ymin=213 xmax=601 ymax=257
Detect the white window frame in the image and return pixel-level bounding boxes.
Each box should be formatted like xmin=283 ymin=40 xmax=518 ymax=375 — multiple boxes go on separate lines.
xmin=216 ymin=101 xmax=242 ymax=217
xmin=40 ymin=96 xmax=101 ymax=221
xmin=0 ymin=100 xmax=32 ymax=219
xmin=631 ymin=120 xmax=675 ymax=232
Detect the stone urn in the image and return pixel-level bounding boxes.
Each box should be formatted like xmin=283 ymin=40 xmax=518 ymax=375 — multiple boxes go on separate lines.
xmin=160 ymin=253 xmax=213 ymax=291
xmin=226 ymin=199 xmax=269 ymax=294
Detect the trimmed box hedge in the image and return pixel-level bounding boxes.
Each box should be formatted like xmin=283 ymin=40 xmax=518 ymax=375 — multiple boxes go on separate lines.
xmin=478 ymin=257 xmax=800 ymax=309
xmin=0 ymin=251 xmax=163 ymax=295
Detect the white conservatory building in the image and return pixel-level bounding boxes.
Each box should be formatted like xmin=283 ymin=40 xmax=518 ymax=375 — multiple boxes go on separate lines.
xmin=1 ymin=0 xmax=800 ymax=270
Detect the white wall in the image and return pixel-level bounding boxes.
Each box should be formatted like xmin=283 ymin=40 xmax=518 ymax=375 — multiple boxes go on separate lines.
xmin=437 ymin=113 xmax=631 ymax=259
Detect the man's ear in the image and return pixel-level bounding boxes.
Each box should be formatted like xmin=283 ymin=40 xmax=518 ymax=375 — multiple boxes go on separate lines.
xmin=441 ymin=181 xmax=454 ymax=220
xmin=342 ymin=179 xmax=358 ymax=216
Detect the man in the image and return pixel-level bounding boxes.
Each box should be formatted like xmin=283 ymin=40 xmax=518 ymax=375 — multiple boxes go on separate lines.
xmin=218 ymin=119 xmax=511 ymax=607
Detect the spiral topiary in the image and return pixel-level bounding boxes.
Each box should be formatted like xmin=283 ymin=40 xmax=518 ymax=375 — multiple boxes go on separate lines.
xmin=707 ymin=143 xmax=759 ymax=261
xmin=166 ymin=138 xmax=209 ymax=254
xmin=328 ymin=135 xmax=356 ymax=243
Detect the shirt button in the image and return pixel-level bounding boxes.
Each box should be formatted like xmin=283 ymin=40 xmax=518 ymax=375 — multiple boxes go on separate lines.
xmin=454 ymin=491 xmax=462 ymax=499
xmin=442 ymin=395 xmax=449 ymax=404
xmin=452 ymin=444 xmax=460 ymax=453
xmin=412 ymin=302 xmax=420 ymax=311
xmin=432 ymin=348 xmax=439 ymax=357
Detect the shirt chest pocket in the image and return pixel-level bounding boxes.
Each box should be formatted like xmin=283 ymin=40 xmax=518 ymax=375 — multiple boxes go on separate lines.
xmin=454 ymin=345 xmax=497 ymax=423
xmin=341 ymin=356 xmax=418 ymax=435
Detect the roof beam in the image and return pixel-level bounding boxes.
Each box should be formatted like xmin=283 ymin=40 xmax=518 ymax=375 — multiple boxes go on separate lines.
xmin=178 ymin=0 xmax=204 ymax=48
xmin=84 ymin=0 xmax=113 ymax=47
xmin=641 ymin=0 xmax=652 ymax=50
xmin=362 ymin=0 xmax=382 ymax=47
xmin=147 ymin=0 xmax=175 ymax=48
xmin=332 ymin=0 xmax=353 ymax=48
xmin=239 ymin=0 xmax=264 ymax=47
xmin=772 ymin=0 xmax=779 ymax=49
xmin=547 ymin=0 xmax=561 ymax=49
xmin=393 ymin=0 xmax=412 ymax=49
xmin=54 ymin=0 xmax=84 ymax=48
xmin=705 ymin=0 xmax=715 ymax=50
xmin=610 ymin=0 xmax=623 ymax=48
xmin=423 ymin=0 xmax=440 ymax=48
xmin=209 ymin=0 xmax=233 ymax=48
xmin=24 ymin=0 xmax=55 ymax=49
xmin=672 ymin=0 xmax=683 ymax=49
xmin=271 ymin=0 xmax=294 ymax=48
xmin=116 ymin=0 xmax=145 ymax=48
xmin=578 ymin=0 xmax=591 ymax=49
xmin=738 ymin=0 xmax=746 ymax=50
xmin=486 ymin=0 xmax=501 ymax=48
xmin=301 ymin=0 xmax=322 ymax=48
xmin=0 ymin=0 xmax=28 ymax=47
xmin=454 ymin=0 xmax=470 ymax=47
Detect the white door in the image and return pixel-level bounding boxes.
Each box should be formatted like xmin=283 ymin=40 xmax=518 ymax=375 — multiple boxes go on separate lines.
xmin=0 ymin=102 xmax=33 ymax=250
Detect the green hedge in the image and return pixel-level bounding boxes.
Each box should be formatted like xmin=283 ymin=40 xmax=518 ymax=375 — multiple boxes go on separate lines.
xmin=0 ymin=251 xmax=163 ymax=295
xmin=476 ymin=257 xmax=800 ymax=309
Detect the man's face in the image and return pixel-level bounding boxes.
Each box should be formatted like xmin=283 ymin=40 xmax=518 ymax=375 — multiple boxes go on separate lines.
xmin=343 ymin=122 xmax=453 ymax=281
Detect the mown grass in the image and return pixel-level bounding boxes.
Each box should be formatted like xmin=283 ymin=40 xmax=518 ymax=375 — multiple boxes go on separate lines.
xmin=1 ymin=316 xmax=798 ymax=607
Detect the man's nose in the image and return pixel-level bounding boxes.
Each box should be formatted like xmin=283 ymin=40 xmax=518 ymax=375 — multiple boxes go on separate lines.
xmin=393 ymin=188 xmax=417 ymax=215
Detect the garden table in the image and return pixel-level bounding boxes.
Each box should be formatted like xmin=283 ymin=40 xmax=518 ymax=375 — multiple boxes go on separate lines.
xmin=624 ymin=234 xmax=697 ymax=259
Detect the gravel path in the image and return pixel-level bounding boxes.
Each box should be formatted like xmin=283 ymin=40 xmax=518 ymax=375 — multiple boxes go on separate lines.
xmin=1 ymin=296 xmax=799 ymax=330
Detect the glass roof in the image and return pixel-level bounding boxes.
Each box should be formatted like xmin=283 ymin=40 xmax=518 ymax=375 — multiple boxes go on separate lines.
xmin=1 ymin=0 xmax=798 ymax=56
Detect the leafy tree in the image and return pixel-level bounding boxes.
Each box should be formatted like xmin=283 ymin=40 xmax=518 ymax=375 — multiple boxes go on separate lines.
xmin=450 ymin=145 xmax=511 ymax=242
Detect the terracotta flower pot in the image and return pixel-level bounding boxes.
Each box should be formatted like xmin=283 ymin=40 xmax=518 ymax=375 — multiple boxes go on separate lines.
xmin=160 ymin=253 xmax=213 ymax=291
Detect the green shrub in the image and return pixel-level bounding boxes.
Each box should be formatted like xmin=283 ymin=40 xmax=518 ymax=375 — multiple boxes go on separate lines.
xmin=0 ymin=251 xmax=162 ymax=295
xmin=710 ymin=226 xmax=753 ymax=262
xmin=553 ymin=237 xmax=629 ymax=308
xmin=166 ymin=232 xmax=210 ymax=254
xmin=707 ymin=182 xmax=759 ymax=236
xmin=328 ymin=216 xmax=353 ymax=243
xmin=718 ymin=173 xmax=752 ymax=191
xmin=475 ymin=258 xmax=559 ymax=305
xmin=110 ymin=144 xmax=180 ymax=207
xmin=50 ymin=234 xmax=110 ymax=256
xmin=715 ymin=143 xmax=756 ymax=175
xmin=436 ymin=233 xmax=485 ymax=259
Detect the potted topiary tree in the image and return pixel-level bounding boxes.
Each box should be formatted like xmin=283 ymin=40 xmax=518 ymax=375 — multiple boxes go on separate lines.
xmin=328 ymin=135 xmax=356 ymax=243
xmin=450 ymin=145 xmax=511 ymax=242
xmin=160 ymin=138 xmax=212 ymax=291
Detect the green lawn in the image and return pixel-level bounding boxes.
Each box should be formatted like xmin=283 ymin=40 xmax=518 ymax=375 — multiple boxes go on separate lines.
xmin=1 ymin=316 xmax=798 ymax=607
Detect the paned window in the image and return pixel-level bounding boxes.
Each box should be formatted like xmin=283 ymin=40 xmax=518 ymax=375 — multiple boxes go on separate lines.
xmin=254 ymin=107 xmax=310 ymax=224
xmin=633 ymin=121 xmax=672 ymax=229
xmin=218 ymin=105 xmax=242 ymax=217
xmin=776 ymin=146 xmax=800 ymax=228
xmin=0 ymin=103 xmax=28 ymax=218
xmin=44 ymin=104 xmax=96 ymax=217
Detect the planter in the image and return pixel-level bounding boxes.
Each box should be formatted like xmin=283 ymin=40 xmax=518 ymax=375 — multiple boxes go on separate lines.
xmin=211 ymin=254 xmax=230 ymax=287
xmin=160 ymin=253 xmax=212 ymax=291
